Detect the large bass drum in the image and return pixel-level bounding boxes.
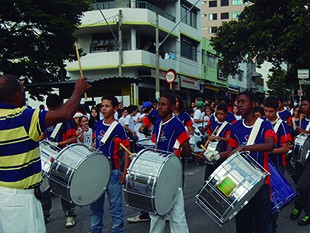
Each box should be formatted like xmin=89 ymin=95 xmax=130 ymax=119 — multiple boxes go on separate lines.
xmin=49 ymin=144 xmax=111 ymax=206
xmin=195 ymin=151 xmax=269 ymax=226
xmin=124 ymin=149 xmax=182 ymax=215
xmin=292 ymin=133 xmax=310 ymax=165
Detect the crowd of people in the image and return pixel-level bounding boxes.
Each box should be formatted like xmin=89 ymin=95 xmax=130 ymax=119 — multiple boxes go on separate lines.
xmin=0 ymin=73 xmax=310 ymax=233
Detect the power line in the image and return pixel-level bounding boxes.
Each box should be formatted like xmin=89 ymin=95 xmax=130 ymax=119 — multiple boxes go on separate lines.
xmin=93 ymin=0 xmax=119 ymax=47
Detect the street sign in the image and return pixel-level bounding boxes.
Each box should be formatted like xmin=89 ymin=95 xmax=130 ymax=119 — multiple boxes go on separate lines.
xmin=299 ymin=80 xmax=310 ymax=85
xmin=165 ymin=69 xmax=177 ymax=83
xmin=298 ymin=69 xmax=309 ymax=79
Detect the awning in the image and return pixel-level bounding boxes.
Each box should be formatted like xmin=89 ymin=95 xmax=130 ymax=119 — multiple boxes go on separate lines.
xmin=26 ymin=76 xmax=139 ymax=99
xmin=26 ymin=76 xmax=139 ymax=88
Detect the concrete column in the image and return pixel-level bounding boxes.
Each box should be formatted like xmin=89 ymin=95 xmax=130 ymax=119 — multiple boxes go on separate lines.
xmin=131 ymin=27 xmax=137 ymax=50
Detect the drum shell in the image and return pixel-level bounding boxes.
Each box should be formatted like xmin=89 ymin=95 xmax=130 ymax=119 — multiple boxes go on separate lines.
xmin=269 ymin=161 xmax=297 ymax=214
xmin=292 ymin=133 xmax=310 ymax=164
xmin=48 ymin=144 xmax=111 ymax=206
xmin=195 ymin=151 xmax=269 ymax=226
xmin=124 ymin=149 xmax=182 ymax=215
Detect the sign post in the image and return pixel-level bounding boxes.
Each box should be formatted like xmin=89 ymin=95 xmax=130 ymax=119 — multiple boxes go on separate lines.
xmin=297 ymin=69 xmax=309 ymax=105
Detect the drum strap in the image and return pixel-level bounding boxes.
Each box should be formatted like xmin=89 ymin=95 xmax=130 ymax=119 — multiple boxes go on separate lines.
xmin=247 ymin=118 xmax=263 ymax=146
xmin=100 ymin=121 xmax=118 ymax=144
xmin=306 ymin=121 xmax=310 ymax=131
xmin=273 ymin=118 xmax=282 ymax=134
xmin=292 ymin=117 xmax=297 ymax=130
xmin=50 ymin=123 xmax=63 ymax=140
xmin=215 ymin=121 xmax=228 ymax=137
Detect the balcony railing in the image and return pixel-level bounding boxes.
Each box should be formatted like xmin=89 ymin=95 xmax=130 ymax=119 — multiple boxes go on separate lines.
xmin=90 ymin=1 xmax=175 ymax=22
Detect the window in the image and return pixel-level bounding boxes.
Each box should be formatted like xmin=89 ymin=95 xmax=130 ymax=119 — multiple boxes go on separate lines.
xmin=232 ymin=0 xmax=242 ymax=5
xmin=181 ymin=3 xmax=198 ymax=28
xmin=180 ymin=36 xmax=198 ymax=61
xmin=209 ymin=26 xmax=218 ymax=34
xmin=91 ymin=33 xmax=119 ymax=52
xmin=209 ymin=13 xmax=217 ymax=20
xmin=209 ymin=1 xmax=217 ymax=7
xmin=232 ymin=11 xmax=241 ymax=19
xmin=207 ymin=52 xmax=217 ymax=68
xmin=202 ymin=14 xmax=207 ymax=17
xmin=221 ymin=12 xmax=229 ymax=19
xmin=238 ymin=70 xmax=243 ymax=81
xmin=221 ymin=0 xmax=229 ymax=6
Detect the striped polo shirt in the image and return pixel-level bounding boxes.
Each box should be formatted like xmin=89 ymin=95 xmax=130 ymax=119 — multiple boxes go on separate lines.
xmin=0 ymin=103 xmax=47 ymax=189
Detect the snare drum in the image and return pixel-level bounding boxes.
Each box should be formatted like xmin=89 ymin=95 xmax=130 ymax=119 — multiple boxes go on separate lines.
xmin=195 ymin=151 xmax=269 ymax=226
xmin=292 ymin=133 xmax=310 ymax=164
xmin=39 ymin=140 xmax=61 ymax=192
xmin=269 ymin=161 xmax=297 ymax=214
xmin=49 ymin=144 xmax=111 ymax=206
xmin=124 ymin=149 xmax=182 ymax=215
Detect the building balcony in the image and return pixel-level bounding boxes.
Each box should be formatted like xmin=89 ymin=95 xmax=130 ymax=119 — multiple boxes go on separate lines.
xmin=90 ymin=1 xmax=175 ymax=22
xmin=66 ymin=49 xmax=200 ymax=79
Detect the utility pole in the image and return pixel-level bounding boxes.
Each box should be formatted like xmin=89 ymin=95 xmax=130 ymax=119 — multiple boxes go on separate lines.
xmin=155 ymin=13 xmax=160 ymax=99
xmin=154 ymin=0 xmax=200 ymax=99
xmin=118 ymin=9 xmax=123 ymax=77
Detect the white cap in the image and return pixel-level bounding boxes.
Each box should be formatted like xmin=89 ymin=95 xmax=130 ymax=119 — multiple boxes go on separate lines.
xmin=73 ymin=112 xmax=83 ymax=118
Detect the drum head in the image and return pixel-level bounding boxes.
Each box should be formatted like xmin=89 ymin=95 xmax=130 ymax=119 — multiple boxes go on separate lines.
xmin=154 ymin=155 xmax=182 ymax=215
xmin=69 ymin=152 xmax=110 ymax=206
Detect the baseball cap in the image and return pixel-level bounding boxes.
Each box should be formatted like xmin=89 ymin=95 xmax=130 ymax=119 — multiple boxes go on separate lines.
xmin=196 ymin=101 xmax=204 ymax=108
xmin=73 ymin=112 xmax=83 ymax=118
xmin=142 ymin=101 xmax=152 ymax=108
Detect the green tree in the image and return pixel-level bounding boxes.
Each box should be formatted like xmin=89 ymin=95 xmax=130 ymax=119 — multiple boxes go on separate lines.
xmin=0 ymin=0 xmax=90 ymax=100
xmin=211 ymin=0 xmax=310 ymax=90
xmin=266 ymin=68 xmax=292 ymax=99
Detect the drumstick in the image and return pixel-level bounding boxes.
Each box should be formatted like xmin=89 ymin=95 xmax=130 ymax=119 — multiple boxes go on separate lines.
xmin=204 ymin=126 xmax=219 ymax=148
xmin=74 ymin=42 xmax=87 ymax=99
xmin=119 ymin=143 xmax=135 ymax=159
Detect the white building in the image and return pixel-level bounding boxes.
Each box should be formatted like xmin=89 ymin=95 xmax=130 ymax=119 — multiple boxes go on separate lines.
xmin=65 ymin=0 xmax=202 ymax=105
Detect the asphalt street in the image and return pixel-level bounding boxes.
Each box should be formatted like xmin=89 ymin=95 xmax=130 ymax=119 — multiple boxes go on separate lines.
xmin=45 ymin=161 xmax=310 ymax=233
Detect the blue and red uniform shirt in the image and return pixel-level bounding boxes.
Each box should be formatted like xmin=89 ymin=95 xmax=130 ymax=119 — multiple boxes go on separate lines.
xmin=207 ymin=120 xmax=231 ymax=152
xmin=264 ymin=118 xmax=292 ymax=167
xmin=209 ymin=111 xmax=237 ymax=125
xmin=94 ymin=121 xmax=130 ymax=170
xmin=277 ymin=109 xmax=292 ymax=122
xmin=299 ymin=117 xmax=310 ymax=131
xmin=176 ymin=112 xmax=193 ymax=128
xmin=151 ymin=116 xmax=190 ymax=157
xmin=143 ymin=109 xmax=160 ymax=128
xmin=45 ymin=120 xmax=77 ymax=143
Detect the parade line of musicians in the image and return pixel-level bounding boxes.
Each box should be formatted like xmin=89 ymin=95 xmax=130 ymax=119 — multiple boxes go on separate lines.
xmin=0 ymin=74 xmax=310 ymax=233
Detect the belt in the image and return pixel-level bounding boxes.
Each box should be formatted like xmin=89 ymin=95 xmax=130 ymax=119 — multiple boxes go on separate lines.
xmin=0 ymin=185 xmax=34 ymax=194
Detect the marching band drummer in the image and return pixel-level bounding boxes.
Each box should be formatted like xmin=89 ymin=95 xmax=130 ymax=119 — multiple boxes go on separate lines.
xmin=0 ymin=74 xmax=90 ymax=233
xmin=289 ymin=95 xmax=310 ymax=226
xmin=219 ymin=91 xmax=277 ymax=233
xmin=149 ymin=92 xmax=191 ymax=233
xmin=263 ymin=96 xmax=292 ymax=233
xmin=89 ymin=95 xmax=130 ymax=233
xmin=263 ymin=96 xmax=292 ymax=175
xmin=204 ymin=103 xmax=231 ymax=180
xmin=39 ymin=93 xmax=80 ymax=228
